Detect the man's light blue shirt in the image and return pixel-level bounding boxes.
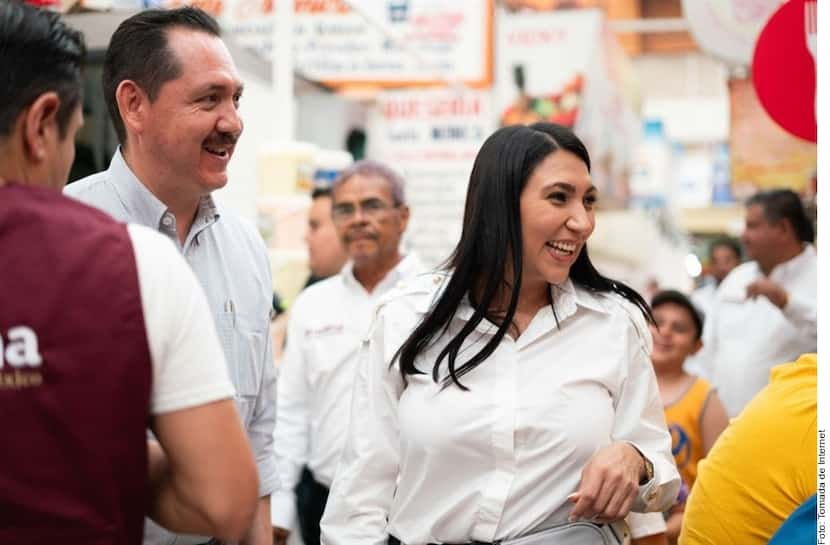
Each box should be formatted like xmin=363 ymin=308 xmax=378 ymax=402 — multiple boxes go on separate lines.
xmin=66 ymin=149 xmax=278 ymax=544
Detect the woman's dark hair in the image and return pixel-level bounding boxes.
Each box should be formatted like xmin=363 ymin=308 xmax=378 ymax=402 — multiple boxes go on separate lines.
xmin=0 ymin=0 xmax=86 ymax=139
xmin=394 ymin=123 xmax=653 ymax=389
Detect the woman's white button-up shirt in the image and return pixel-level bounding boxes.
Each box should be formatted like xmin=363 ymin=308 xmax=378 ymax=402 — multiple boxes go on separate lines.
xmin=321 ymin=274 xmax=680 ymax=545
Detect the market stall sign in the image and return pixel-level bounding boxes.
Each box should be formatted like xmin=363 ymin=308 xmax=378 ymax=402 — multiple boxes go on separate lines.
xmin=752 ymin=0 xmax=817 ymax=143
xmin=368 ymin=88 xmax=494 ymax=266
xmin=295 ymin=1 xmax=492 ymax=88
xmin=192 ymin=0 xmax=491 ymax=87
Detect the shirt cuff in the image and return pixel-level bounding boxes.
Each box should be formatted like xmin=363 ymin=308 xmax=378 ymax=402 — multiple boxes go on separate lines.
xmin=271 ymin=489 xmax=298 ymax=530
xmin=625 ymin=442 xmax=681 ymax=513
xmin=627 ymin=512 xmax=667 ymax=539
xmin=257 ymin=452 xmax=281 ymax=498
xmin=632 ymin=476 xmax=661 ymax=513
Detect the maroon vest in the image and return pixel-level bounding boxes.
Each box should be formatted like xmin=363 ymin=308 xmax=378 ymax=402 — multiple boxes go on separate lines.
xmin=0 ymin=184 xmax=152 ymax=545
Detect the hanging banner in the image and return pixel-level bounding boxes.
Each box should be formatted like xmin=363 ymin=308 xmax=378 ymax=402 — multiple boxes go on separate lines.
xmin=681 ymin=0 xmax=782 ymax=67
xmin=499 ymin=0 xmax=602 ymax=10
xmin=296 ymin=0 xmax=492 ymax=87
xmin=214 ymin=0 xmax=492 ymax=87
xmin=495 ymin=9 xmax=598 ymax=128
xmin=495 ymin=8 xmax=639 ymax=208
xmin=368 ymin=88 xmax=494 ymax=267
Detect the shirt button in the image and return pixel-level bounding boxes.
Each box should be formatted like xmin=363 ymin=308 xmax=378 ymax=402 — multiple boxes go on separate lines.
xmin=162 ymin=216 xmax=173 ymax=227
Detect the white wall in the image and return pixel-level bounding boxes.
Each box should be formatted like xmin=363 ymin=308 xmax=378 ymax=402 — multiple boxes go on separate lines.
xmin=215 ymin=83 xmax=368 ymax=222
xmin=213 ymin=71 xmax=290 ymax=222
xmin=590 ymin=210 xmax=694 ymax=294
xmin=634 ymin=53 xmax=730 ymax=144
xmin=296 ymin=92 xmax=370 ymax=151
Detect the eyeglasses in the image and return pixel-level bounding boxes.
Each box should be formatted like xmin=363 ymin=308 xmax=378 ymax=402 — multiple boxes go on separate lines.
xmin=331 ymin=198 xmax=398 ymax=223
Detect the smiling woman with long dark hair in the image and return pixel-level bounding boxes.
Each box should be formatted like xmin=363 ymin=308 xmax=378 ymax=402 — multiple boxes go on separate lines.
xmin=320 ymin=123 xmax=680 ymax=545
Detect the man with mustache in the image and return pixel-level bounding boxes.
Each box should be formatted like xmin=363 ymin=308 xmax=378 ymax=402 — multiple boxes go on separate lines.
xmin=272 ymin=160 xmax=424 ymax=545
xmin=65 ymin=8 xmax=277 ymax=545
xmin=699 ymin=189 xmax=816 ymax=417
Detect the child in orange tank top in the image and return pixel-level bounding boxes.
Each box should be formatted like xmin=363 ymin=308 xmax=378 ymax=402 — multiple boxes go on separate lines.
xmin=663 ymin=375 xmax=714 ymax=489
xmin=634 ymin=291 xmax=730 ymax=545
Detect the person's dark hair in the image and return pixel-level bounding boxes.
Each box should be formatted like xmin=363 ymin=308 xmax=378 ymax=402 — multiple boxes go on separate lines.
xmin=651 ymin=290 xmax=704 ymax=341
xmin=709 ymin=235 xmax=742 ymax=261
xmin=103 ymin=7 xmax=220 ymax=146
xmin=0 ymin=0 xmax=85 ymax=139
xmin=311 ymin=186 xmax=332 ymax=200
xmin=747 ymin=189 xmax=815 ymax=243
xmin=394 ymin=123 xmax=653 ymax=389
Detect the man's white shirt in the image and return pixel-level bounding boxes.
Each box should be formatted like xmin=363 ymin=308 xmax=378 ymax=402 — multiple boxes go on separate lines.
xmin=703 ymin=244 xmax=816 ymax=416
xmin=271 ymin=255 xmax=425 ymax=529
xmin=690 ymin=281 xmax=717 ymax=323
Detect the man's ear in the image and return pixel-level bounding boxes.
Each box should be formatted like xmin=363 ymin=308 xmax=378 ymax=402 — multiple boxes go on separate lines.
xmin=397 ymin=204 xmax=410 ymax=234
xmin=115 ymin=80 xmax=149 ymax=138
xmin=776 ymin=218 xmax=795 ymax=241
xmin=22 ymin=92 xmax=61 ymax=164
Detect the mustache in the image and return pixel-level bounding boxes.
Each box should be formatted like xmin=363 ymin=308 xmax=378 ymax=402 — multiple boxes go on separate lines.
xmin=345 ymin=229 xmax=377 ymax=241
xmin=204 ymin=131 xmax=239 ymax=146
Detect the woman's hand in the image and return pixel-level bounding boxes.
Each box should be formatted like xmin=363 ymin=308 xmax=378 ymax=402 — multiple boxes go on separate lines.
xmin=568 ymin=442 xmax=645 ymax=523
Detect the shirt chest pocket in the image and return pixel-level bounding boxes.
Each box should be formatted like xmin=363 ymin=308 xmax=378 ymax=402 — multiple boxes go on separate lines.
xmin=214 ymin=310 xmax=266 ymax=426
xmin=304 ymin=328 xmax=360 ymax=388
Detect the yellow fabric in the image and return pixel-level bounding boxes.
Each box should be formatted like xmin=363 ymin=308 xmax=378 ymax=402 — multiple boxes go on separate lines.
xmin=679 ymin=354 xmax=817 ymax=545
xmin=664 ymin=377 xmax=711 ymax=490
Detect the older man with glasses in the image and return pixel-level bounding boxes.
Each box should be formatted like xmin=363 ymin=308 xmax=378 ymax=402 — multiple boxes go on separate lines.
xmin=272 ymin=160 xmax=425 ymax=545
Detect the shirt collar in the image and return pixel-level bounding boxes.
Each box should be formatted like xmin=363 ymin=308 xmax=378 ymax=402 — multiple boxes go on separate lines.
xmin=195 ymin=193 xmax=220 ymax=228
xmin=107 ymin=147 xmax=220 ymax=232
xmin=452 ymin=277 xmax=611 ymax=326
xmin=556 ymin=278 xmax=611 ymax=316
xmin=341 ymin=253 xmax=424 ymax=293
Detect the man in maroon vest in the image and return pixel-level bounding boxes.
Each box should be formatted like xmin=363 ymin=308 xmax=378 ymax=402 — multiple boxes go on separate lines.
xmin=0 ymin=3 xmax=259 ymax=544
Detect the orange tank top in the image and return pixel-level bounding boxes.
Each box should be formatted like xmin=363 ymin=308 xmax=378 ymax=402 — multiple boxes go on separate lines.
xmin=663 ymin=377 xmax=712 ymax=490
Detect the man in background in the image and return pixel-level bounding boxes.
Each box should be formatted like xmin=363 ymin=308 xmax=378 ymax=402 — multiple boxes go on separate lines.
xmin=271 ymin=185 xmax=348 ymax=363
xmin=272 ymin=160 xmax=424 ymax=545
xmin=701 ymin=189 xmax=816 ymax=417
xmin=305 ymin=186 xmax=348 ymax=287
xmin=685 ymin=236 xmax=741 ymax=378
xmin=690 ymin=236 xmax=741 ymax=319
